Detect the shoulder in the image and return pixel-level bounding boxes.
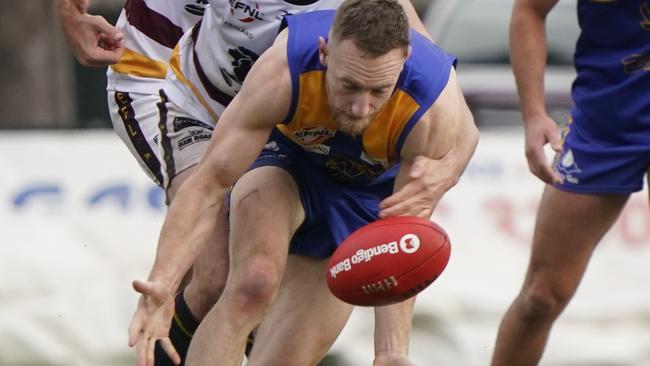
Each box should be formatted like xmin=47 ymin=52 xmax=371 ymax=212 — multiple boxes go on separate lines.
xmin=400 ymin=66 xmax=463 ymax=158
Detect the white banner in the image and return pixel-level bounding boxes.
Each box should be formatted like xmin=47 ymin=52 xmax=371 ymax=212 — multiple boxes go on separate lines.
xmin=1 ymin=130 xmax=649 ymax=366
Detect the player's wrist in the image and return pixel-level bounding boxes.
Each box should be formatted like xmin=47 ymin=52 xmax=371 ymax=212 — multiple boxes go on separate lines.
xmin=520 ymin=101 xmax=548 ymax=122
xmin=373 ymin=352 xmax=413 ymax=366
xmin=147 ymin=270 xmax=179 ymax=294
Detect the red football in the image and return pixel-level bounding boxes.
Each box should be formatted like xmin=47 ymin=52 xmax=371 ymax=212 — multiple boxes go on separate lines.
xmin=326 ymin=216 xmax=451 ymax=306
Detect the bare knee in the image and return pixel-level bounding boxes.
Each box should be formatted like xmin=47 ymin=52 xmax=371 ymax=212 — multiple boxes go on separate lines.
xmin=249 ymin=355 xmax=323 ymax=366
xmin=228 ymin=258 xmax=283 ymax=315
xmin=516 ymin=282 xmax=574 ymax=323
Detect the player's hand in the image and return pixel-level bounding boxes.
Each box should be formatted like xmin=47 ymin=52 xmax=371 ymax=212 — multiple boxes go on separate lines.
xmin=59 ymin=6 xmax=124 ymax=67
xmin=523 ymin=114 xmax=563 ymax=184
xmin=72 ymin=0 xmax=90 ymax=12
xmin=128 ymin=280 xmax=180 ymax=366
xmin=373 ymin=353 xmax=416 ymax=366
xmin=379 ymin=154 xmax=456 ymax=219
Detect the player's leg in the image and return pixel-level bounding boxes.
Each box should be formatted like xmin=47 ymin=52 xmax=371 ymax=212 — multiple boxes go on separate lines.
xmin=490 ymin=186 xmax=628 ymax=366
xmin=491 ymin=113 xmax=650 ymax=366
xmin=372 ymin=298 xmax=416 ymax=366
xmin=154 ymin=94 xmax=229 ymax=365
xmin=247 ymin=254 xmax=354 ymax=366
xmin=647 ymin=167 xmax=650 ymax=204
xmin=186 ymin=165 xmax=305 ymax=366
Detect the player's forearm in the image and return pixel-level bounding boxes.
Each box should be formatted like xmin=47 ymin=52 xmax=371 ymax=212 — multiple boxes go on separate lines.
xmin=510 ymin=1 xmax=551 ymax=122
xmin=444 ymin=105 xmax=478 ymax=186
xmin=374 ymin=298 xmax=416 ymax=357
xmin=148 ymin=180 xmax=227 ymax=292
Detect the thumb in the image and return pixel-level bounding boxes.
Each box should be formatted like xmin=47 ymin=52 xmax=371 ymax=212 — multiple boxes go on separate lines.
xmin=89 ymin=15 xmax=123 ymax=42
xmin=132 ymin=280 xmax=150 ymax=295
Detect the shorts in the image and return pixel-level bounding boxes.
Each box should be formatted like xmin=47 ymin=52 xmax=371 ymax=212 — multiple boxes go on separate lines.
xmin=157 ymin=90 xmax=215 ymax=190
xmin=250 ymin=129 xmax=394 ymax=257
xmin=554 ymin=116 xmax=650 ymax=194
xmin=108 ymin=91 xmax=164 ymax=186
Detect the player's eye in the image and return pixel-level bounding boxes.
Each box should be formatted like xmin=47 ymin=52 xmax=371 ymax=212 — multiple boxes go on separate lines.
xmin=372 ymin=88 xmax=389 ymax=96
xmin=342 ymin=82 xmax=360 ymax=92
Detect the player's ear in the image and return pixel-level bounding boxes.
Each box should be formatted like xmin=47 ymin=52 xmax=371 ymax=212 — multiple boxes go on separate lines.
xmin=318 ymin=36 xmax=329 ymax=66
xmin=399 ymin=46 xmax=411 ymax=73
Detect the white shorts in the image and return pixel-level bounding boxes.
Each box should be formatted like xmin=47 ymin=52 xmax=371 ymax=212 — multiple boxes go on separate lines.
xmin=157 ymin=90 xmax=215 ymax=190
xmin=108 ymin=91 xmax=164 ymax=187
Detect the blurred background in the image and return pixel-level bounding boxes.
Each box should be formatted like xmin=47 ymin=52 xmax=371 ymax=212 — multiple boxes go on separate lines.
xmin=2 ymin=0 xmax=650 ymax=365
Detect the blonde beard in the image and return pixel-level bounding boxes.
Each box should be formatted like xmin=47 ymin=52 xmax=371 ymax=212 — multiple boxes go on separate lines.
xmin=334 ymin=114 xmax=373 ymax=136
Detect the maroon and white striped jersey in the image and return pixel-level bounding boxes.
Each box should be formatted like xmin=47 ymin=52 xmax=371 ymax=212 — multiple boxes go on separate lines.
xmin=162 ymin=0 xmax=342 ymax=123
xmin=106 ymin=0 xmax=208 ymax=94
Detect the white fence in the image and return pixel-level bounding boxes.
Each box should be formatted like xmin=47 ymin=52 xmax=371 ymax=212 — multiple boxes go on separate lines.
xmin=1 ymin=130 xmax=649 ymax=365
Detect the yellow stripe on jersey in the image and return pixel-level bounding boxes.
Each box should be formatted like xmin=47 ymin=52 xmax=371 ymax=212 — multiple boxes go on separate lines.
xmin=277 ymin=70 xmax=337 ymax=146
xmin=280 ymin=70 xmax=420 ymax=164
xmin=278 ymin=70 xmax=337 ymax=139
xmin=110 ymin=47 xmax=168 ymax=79
xmin=169 ymin=45 xmax=220 ymax=123
xmin=362 ymin=90 xmax=419 ymax=163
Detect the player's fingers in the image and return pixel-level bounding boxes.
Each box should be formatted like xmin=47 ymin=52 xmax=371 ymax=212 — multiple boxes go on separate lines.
xmin=415 ymin=206 xmax=433 ymax=220
xmin=379 ymin=194 xmax=422 ymax=217
xmin=525 ymin=146 xmax=551 ymax=179
xmin=147 ymin=337 xmax=157 ymax=366
xmin=127 ymin=323 xmax=140 ymax=347
xmin=380 ymin=178 xmax=425 ymax=209
xmin=531 ymin=162 xmax=559 ymax=185
xmin=539 ymin=164 xmax=563 ymax=185
xmin=128 ymin=312 xmax=146 ymax=347
xmin=88 ymin=15 xmax=124 ymax=41
xmin=136 ymin=337 xmax=148 ymax=366
xmin=159 ymin=338 xmax=182 ymax=365
xmin=85 ymin=48 xmax=121 ymax=65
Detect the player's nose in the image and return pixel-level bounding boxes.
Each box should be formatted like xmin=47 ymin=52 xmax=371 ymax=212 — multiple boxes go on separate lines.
xmin=349 ymin=95 xmax=371 ymax=119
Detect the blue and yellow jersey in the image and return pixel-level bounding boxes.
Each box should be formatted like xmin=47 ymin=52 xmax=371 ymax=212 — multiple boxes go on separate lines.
xmin=572 ymin=0 xmax=650 ymax=143
xmin=276 ymin=10 xmax=456 ymax=185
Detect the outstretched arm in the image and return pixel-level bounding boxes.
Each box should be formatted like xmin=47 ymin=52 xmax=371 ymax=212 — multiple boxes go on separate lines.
xmin=511 ymin=0 xmax=563 ymax=184
xmin=128 ymin=31 xmax=292 ymax=366
xmin=379 ymin=66 xmax=478 ymax=218
xmin=57 ymin=0 xmax=124 ymax=67
xmin=373 ymin=66 xmax=478 ymax=366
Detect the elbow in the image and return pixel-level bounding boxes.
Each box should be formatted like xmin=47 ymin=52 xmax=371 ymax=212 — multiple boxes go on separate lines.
xmin=461 ymin=109 xmax=480 ymax=150
xmin=469 ymin=119 xmax=480 ymax=149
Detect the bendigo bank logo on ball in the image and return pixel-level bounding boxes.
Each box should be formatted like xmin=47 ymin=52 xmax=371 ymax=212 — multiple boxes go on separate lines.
xmin=328 ymin=233 xmax=421 ymax=279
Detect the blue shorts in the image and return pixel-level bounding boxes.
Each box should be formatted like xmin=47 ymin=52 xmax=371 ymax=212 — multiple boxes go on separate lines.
xmin=554 ymin=115 xmax=650 ymax=194
xmin=250 ymin=129 xmax=394 ymax=257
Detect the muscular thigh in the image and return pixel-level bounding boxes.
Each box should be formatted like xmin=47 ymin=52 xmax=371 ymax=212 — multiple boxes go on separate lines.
xmin=248 ymin=255 xmax=353 ymax=366
xmin=229 ymin=166 xmax=305 ymax=265
xmin=527 ymin=186 xmax=629 ymax=289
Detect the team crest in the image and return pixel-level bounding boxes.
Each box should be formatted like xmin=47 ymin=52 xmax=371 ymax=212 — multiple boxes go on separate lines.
xmin=556 ymin=148 xmax=581 ymax=184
